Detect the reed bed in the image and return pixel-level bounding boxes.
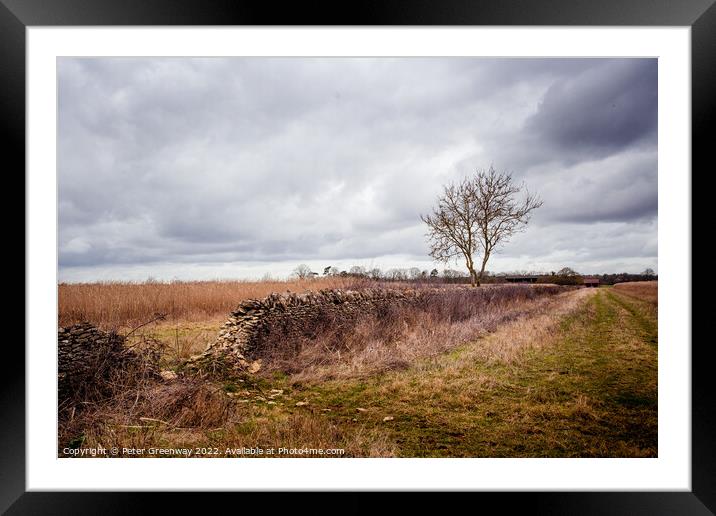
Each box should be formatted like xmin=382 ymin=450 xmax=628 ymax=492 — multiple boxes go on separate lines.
xmin=59 ymin=277 xmax=356 ymax=329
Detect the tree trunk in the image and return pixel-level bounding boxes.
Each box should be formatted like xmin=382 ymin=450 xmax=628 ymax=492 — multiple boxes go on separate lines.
xmin=467 ymin=263 xmax=480 ymax=287
xmin=472 ymin=269 xmax=480 ymax=286
xmin=476 ymin=252 xmax=490 ymax=286
xmin=466 ymin=255 xmax=481 ymax=287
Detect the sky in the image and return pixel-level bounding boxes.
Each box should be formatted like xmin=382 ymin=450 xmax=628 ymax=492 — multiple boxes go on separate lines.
xmin=58 ymin=57 xmax=657 ymax=282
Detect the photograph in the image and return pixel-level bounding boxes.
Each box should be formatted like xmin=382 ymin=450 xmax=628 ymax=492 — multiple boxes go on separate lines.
xmin=1 ymin=0 xmax=709 ymax=503
xmin=57 ymin=56 xmax=659 ymax=459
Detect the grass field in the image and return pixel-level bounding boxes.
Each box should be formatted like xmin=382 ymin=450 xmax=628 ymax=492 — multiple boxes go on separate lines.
xmin=59 ymin=281 xmax=657 ymax=457
xmin=613 ymin=280 xmax=659 ymax=305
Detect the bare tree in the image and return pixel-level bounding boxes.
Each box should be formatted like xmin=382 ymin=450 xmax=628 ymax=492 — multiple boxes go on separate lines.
xmin=408 ymin=267 xmax=422 ymax=280
xmin=421 ymin=167 xmax=543 ymax=286
xmin=323 ymin=266 xmax=339 ymax=276
xmin=292 ymin=264 xmax=313 ymax=280
xmin=349 ymin=265 xmax=367 ymax=277
xmin=442 ymin=268 xmax=460 ymax=279
xmin=386 ymin=268 xmax=406 ymax=281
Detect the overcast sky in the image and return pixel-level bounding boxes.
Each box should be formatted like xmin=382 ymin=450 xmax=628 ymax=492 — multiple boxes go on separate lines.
xmin=58 ymin=57 xmax=657 ymax=282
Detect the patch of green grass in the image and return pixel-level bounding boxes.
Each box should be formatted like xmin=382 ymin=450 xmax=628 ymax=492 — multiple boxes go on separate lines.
xmin=67 ymin=434 xmax=86 ymax=450
xmin=223 ymin=382 xmax=240 ymax=393
xmin=607 ymin=290 xmax=658 ymax=345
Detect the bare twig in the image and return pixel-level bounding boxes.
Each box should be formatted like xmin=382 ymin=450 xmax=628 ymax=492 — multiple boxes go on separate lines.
xmin=123 ymin=312 xmax=168 ymax=340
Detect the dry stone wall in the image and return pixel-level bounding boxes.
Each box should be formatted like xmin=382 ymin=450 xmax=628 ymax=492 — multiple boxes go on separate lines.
xmin=187 ymin=288 xmax=424 ymax=370
xmin=58 ymin=322 xmax=149 ymax=405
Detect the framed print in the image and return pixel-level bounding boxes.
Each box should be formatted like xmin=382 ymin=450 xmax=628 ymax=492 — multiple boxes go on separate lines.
xmin=6 ymin=0 xmax=712 ymax=513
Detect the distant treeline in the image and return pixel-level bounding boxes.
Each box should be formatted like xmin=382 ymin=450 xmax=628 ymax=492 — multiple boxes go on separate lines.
xmin=534 ymin=272 xmax=658 ymax=286
xmin=299 ymin=265 xmax=657 ymax=286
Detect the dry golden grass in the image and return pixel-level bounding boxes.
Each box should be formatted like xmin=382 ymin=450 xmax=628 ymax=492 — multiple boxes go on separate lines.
xmin=463 ymin=288 xmax=595 ymax=364
xmin=612 ymin=281 xmax=658 ymax=304
xmin=58 ymin=277 xmax=356 ymax=329
xmin=77 ymin=414 xmax=396 ymax=458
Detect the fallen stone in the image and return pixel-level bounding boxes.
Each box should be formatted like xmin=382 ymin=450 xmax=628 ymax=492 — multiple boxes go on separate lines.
xmin=160 ymin=370 xmax=178 ymax=381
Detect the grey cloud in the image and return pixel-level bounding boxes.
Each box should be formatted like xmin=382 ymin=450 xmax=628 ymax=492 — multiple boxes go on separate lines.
xmin=533 ymin=149 xmax=658 ymax=224
xmin=58 ymin=57 xmax=658 ymax=280
xmin=526 ymin=59 xmax=657 ymax=155
xmin=491 ymin=218 xmax=657 ymax=275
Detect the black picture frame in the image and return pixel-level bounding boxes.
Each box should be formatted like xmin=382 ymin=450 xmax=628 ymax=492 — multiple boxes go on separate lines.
xmin=5 ymin=0 xmax=710 ymax=513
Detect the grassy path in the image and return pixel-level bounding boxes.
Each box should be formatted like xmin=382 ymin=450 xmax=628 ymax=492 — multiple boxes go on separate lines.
xmin=281 ymin=288 xmax=657 ymax=457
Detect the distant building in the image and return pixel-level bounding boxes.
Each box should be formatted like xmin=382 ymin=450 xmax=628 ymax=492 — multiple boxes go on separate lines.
xmin=505 ymin=276 xmax=538 ymax=284
xmin=583 ymin=277 xmax=600 ymax=288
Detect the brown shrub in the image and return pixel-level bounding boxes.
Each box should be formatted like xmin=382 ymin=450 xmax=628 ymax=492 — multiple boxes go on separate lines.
xmin=141 ymin=379 xmax=233 ymax=428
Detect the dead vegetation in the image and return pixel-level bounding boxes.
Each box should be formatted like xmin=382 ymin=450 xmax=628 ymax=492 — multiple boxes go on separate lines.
xmin=258 ymin=285 xmax=569 ymax=381
xmin=58 ymin=277 xmax=357 ymax=329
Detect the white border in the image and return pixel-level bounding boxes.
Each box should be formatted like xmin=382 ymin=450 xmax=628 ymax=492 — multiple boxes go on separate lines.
xmin=27 ymin=27 xmax=691 ymax=491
